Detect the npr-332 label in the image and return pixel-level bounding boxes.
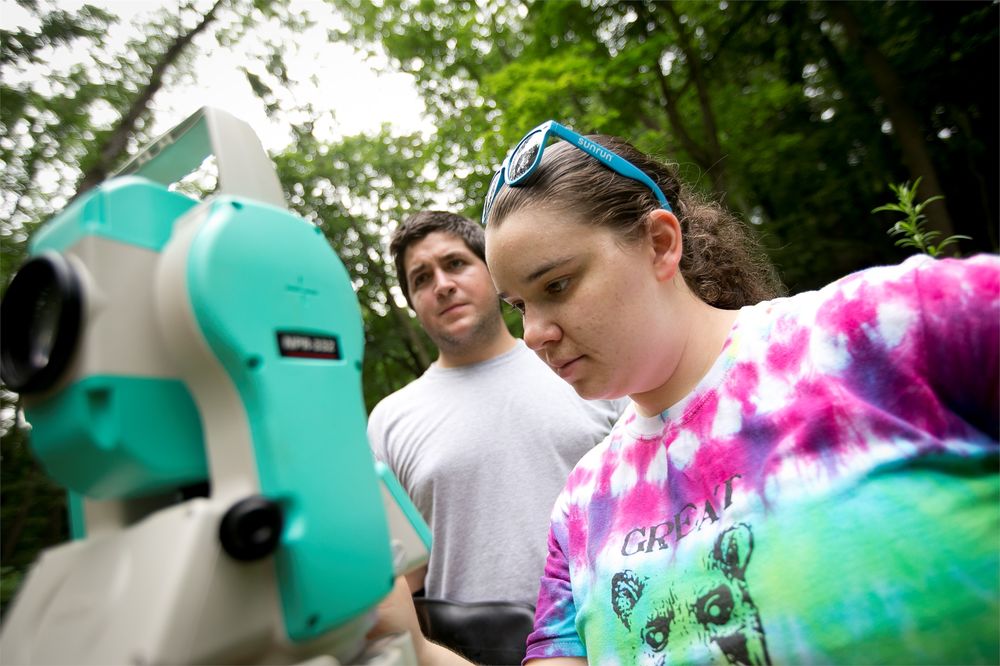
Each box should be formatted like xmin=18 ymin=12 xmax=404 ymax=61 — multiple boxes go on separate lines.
xmin=276 ymin=332 xmax=341 ymax=360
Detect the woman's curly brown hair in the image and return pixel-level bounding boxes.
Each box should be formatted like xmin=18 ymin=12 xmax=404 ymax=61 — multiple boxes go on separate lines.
xmin=485 ymin=134 xmax=785 ymax=308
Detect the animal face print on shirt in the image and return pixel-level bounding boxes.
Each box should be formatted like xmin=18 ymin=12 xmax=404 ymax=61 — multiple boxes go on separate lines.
xmin=611 ymin=524 xmax=772 ymax=666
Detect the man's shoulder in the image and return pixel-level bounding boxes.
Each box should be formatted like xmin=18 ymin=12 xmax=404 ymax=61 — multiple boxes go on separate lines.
xmin=367 ymin=373 xmax=441 ymax=456
xmin=370 ymin=372 xmax=435 ymax=417
xmin=507 ymin=343 xmax=627 ymax=419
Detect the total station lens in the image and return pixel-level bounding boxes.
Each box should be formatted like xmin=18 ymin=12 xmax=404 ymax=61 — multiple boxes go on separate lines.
xmin=0 ymin=252 xmax=83 ymax=393
xmin=29 ymin=285 xmax=61 ymax=367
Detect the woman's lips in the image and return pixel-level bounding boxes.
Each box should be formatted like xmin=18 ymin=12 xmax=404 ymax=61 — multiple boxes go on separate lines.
xmin=551 ymin=355 xmax=584 ymax=379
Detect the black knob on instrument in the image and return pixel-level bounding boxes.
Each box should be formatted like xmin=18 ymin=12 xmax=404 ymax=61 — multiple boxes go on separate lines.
xmin=219 ymin=496 xmax=284 ymax=561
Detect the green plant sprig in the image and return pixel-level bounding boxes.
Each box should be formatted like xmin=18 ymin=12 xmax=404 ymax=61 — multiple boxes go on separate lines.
xmin=873 ymin=177 xmax=970 ymax=257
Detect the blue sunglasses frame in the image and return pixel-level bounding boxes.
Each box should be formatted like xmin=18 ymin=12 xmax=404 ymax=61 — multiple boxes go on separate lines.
xmin=481 ymin=120 xmax=672 ymax=226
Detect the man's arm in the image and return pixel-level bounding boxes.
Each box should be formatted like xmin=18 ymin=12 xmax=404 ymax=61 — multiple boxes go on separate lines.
xmin=373 ymin=577 xmax=584 ymax=665
xmin=404 ymin=564 xmax=427 ymax=596
xmin=369 ymin=577 xmax=470 ymax=665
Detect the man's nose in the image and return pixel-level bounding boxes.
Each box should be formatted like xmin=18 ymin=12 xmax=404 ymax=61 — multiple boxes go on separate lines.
xmin=432 ymin=269 xmax=456 ymax=297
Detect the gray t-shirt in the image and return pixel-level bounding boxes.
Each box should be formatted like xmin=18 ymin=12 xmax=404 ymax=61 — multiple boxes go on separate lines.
xmin=368 ymin=340 xmax=624 ymax=606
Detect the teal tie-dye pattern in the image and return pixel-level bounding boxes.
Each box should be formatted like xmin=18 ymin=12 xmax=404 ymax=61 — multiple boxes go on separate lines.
xmin=524 ymin=255 xmax=1000 ymax=665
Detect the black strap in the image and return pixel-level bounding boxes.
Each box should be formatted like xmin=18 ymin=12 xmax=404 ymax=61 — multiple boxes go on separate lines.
xmin=413 ymin=597 xmax=536 ymax=665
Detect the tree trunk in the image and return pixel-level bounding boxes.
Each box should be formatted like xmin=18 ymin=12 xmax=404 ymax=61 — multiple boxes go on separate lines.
xmin=641 ymin=2 xmax=755 ymax=219
xmin=827 ymin=2 xmax=955 ymax=242
xmin=661 ymin=1 xmax=728 ymax=196
xmin=75 ymin=0 xmax=227 ymax=196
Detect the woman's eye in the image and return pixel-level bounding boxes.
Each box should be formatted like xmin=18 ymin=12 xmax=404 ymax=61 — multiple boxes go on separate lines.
xmin=546 ymin=278 xmax=570 ymax=295
xmin=507 ymin=301 xmax=526 ymax=316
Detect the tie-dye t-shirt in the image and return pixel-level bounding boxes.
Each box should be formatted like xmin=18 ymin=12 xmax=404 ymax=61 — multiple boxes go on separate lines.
xmin=525 ymin=255 xmax=1000 ymax=665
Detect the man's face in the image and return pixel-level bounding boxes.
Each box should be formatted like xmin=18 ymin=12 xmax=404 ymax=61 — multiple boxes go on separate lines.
xmin=402 ymin=231 xmax=504 ymax=358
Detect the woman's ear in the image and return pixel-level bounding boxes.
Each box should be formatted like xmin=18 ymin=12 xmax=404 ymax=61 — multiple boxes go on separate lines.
xmin=647 ymin=209 xmax=683 ymax=282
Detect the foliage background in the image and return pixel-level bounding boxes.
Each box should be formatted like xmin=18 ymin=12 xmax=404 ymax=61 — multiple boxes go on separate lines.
xmin=1 ymin=0 xmax=997 ymax=615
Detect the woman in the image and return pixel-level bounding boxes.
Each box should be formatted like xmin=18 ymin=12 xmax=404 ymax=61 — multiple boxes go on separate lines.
xmin=378 ymin=121 xmax=999 ymax=665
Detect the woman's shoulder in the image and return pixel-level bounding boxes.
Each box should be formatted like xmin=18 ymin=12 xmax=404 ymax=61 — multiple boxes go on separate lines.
xmin=729 ymin=254 xmax=999 ymax=377
xmin=816 ymin=253 xmax=997 ymax=300
xmin=740 ymin=254 xmax=996 ymax=324
xmin=551 ymin=406 xmax=637 ymax=514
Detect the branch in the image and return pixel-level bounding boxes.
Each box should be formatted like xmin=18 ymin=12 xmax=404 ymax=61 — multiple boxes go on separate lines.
xmin=661 ymin=0 xmax=727 ymax=193
xmin=633 ymin=3 xmax=711 ymax=167
xmin=75 ymin=0 xmax=227 ymax=196
xmin=826 ymin=1 xmax=955 ymax=241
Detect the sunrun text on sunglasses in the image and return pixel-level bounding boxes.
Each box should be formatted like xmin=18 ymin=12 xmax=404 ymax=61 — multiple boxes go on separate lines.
xmin=481 ymin=120 xmax=673 ymax=226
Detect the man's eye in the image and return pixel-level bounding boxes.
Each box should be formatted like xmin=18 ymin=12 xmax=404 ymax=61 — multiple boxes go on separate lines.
xmin=411 ymin=274 xmax=428 ymax=288
xmin=449 ymin=258 xmax=466 ymax=269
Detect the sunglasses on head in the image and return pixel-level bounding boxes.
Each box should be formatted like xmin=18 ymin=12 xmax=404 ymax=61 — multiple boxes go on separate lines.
xmin=481 ymin=120 xmax=673 ymax=226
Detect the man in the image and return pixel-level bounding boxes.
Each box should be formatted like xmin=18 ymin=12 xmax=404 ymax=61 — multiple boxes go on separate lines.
xmin=367 ymin=211 xmax=623 ymax=608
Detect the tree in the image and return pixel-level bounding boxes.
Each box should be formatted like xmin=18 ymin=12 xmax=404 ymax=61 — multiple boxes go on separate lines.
xmin=826 ymin=2 xmax=953 ymax=243
xmin=75 ymin=0 xmax=227 ymax=195
xmin=333 ymin=0 xmax=997 ymax=290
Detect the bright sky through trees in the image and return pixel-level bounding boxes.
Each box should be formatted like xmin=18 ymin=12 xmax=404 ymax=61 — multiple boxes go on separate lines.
xmin=0 ymin=0 xmax=431 ymax=151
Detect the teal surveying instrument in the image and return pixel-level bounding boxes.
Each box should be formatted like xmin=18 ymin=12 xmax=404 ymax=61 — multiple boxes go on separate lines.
xmin=0 ymin=108 xmax=430 ymax=665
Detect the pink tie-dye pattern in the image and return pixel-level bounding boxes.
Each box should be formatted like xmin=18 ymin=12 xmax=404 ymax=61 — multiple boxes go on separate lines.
xmin=764 ymin=322 xmax=810 ymax=375
xmin=523 ymin=255 xmax=1000 ymax=664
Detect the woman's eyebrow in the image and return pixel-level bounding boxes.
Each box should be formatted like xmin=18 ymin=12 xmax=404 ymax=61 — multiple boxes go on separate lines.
xmin=496 ymin=256 xmax=574 ymax=300
xmin=525 ymin=256 xmax=573 ymax=284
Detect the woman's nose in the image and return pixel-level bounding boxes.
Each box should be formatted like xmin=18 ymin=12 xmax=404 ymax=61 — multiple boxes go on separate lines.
xmin=523 ymin=310 xmax=561 ymax=350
